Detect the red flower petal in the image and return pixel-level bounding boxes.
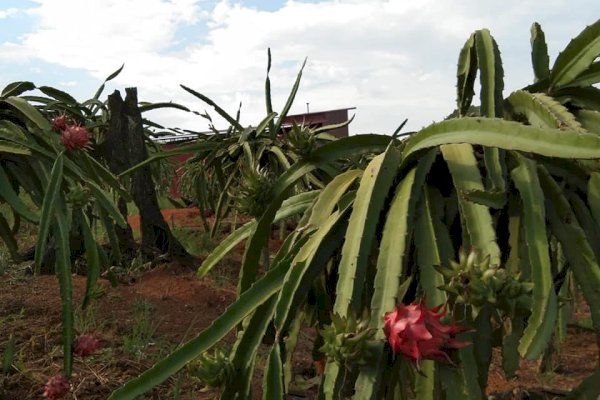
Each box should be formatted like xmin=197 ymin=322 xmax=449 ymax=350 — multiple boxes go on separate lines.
xmin=383 ymin=300 xmax=472 ymax=364
xmin=445 ymin=338 xmax=472 ymax=349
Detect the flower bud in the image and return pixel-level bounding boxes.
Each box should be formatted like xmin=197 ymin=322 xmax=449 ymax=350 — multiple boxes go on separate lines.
xmin=60 ymin=125 xmax=90 ymax=151
xmin=319 ymin=311 xmax=375 ymax=365
xmin=43 ymin=375 xmax=70 ymax=399
xmin=187 ymin=349 xmax=234 ymax=391
xmin=74 ymin=334 xmax=101 ymax=357
xmin=51 ymin=114 xmax=72 ymax=133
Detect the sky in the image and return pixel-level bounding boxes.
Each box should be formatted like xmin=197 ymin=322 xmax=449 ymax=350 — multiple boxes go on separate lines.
xmin=1 ymin=0 xmax=599 ymax=135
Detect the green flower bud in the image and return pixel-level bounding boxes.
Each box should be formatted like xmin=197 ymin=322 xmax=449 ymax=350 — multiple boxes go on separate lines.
xmin=66 ymin=184 xmax=92 ymax=207
xmin=187 ymin=349 xmax=234 ymax=391
xmin=319 ymin=311 xmax=375 ymax=365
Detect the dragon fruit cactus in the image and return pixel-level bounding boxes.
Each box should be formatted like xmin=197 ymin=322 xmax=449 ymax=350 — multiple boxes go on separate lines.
xmin=73 ymin=334 xmax=101 ymax=357
xmin=43 ymin=375 xmax=70 ymax=399
xmin=383 ymin=300 xmax=471 ymax=367
xmin=60 ymin=125 xmax=90 ymax=151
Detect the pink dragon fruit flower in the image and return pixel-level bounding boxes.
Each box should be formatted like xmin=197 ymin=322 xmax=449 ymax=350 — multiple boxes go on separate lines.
xmin=383 ymin=300 xmax=471 ymax=367
xmin=43 ymin=375 xmax=70 ymax=399
xmin=51 ymin=114 xmax=72 ymax=133
xmin=60 ymin=125 xmax=90 ymax=151
xmin=73 ymin=334 xmax=101 ymax=357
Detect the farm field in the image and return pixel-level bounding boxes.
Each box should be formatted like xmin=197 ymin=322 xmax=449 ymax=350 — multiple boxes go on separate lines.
xmin=1 ymin=212 xmax=597 ymax=399
xmin=2 ymin=15 xmax=600 ymax=400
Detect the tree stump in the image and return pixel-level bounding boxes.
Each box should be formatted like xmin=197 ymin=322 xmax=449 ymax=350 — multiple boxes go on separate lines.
xmin=106 ymin=88 xmax=192 ymax=264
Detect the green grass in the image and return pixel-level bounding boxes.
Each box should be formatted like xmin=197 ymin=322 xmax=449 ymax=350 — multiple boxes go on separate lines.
xmin=171 ymin=227 xmax=218 ymax=257
xmin=2 ymin=334 xmax=16 ymax=374
xmin=123 ymin=300 xmax=157 ymax=360
xmin=74 ymin=303 xmax=106 ymax=334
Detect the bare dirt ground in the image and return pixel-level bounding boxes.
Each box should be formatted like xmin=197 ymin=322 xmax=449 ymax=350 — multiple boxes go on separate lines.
xmin=0 ymin=263 xmax=237 ymax=399
xmin=1 ymin=209 xmax=597 ymax=399
xmin=127 ymin=208 xmax=205 ymax=231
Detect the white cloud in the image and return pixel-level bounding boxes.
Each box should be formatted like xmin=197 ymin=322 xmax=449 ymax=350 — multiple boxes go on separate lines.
xmin=2 ymin=0 xmax=600 ymax=134
xmin=0 ymin=42 xmax=32 ymax=61
xmin=0 ymin=8 xmax=19 ymax=19
xmin=19 ymin=0 xmax=202 ymax=72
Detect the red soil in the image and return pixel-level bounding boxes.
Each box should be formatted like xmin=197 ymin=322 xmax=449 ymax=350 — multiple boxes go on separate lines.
xmin=127 ymin=208 xmax=204 ymax=231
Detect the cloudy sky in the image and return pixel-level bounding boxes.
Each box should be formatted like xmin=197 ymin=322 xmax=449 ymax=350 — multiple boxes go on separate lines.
xmin=1 ymin=0 xmax=598 ymax=134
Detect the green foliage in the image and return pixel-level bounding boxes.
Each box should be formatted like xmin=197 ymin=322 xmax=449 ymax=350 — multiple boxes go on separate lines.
xmin=32 ymin=18 xmax=600 ymax=400
xmin=178 ymin=50 xmax=351 ymax=237
xmin=2 ymin=334 xmax=16 ymax=374
xmin=530 ymin=23 xmax=550 ymax=82
xmin=0 ymin=65 xmax=192 ymax=381
xmin=195 ymin=190 xmax=319 ymax=278
xmin=549 ymin=19 xmax=600 ymax=89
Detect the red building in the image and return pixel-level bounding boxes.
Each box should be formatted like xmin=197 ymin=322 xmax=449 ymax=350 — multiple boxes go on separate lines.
xmin=161 ymin=142 xmax=196 ymax=198
xmin=282 ymin=107 xmax=355 ymax=138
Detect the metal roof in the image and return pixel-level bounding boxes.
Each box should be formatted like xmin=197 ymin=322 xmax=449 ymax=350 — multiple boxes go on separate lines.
xmin=151 ymin=107 xmax=356 ymax=144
